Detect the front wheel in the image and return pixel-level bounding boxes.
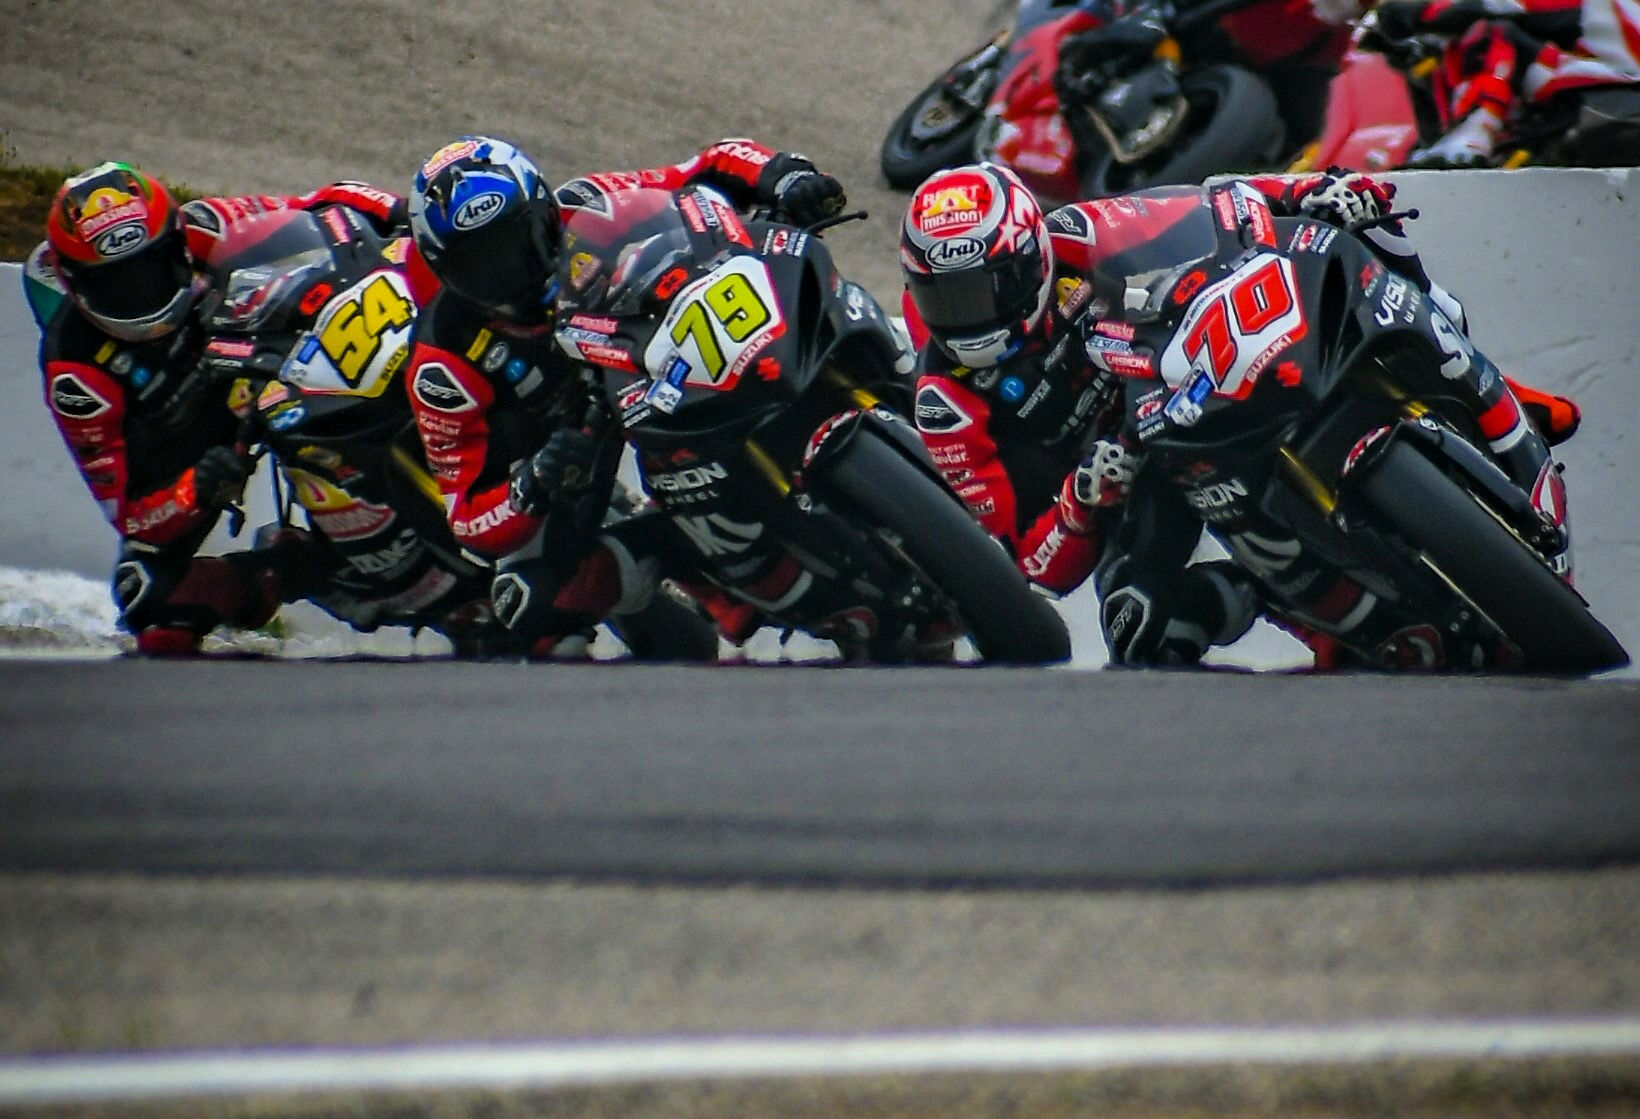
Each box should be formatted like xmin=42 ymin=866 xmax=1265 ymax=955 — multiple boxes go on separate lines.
xmin=816 ymin=429 xmax=1072 ymax=665
xmin=880 ymin=51 xmax=998 ymax=190
xmin=1077 ymin=64 xmax=1285 ymax=198
xmin=1353 ymin=441 xmax=1628 ymax=675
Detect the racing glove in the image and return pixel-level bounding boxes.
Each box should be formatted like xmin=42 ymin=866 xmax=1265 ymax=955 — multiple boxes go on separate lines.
xmin=1057 ymin=437 xmax=1139 ymax=535
xmin=190 ymin=446 xmax=254 ymax=511
xmin=1292 ymin=170 xmax=1396 ymax=229
xmin=759 ymin=153 xmax=847 ymax=226
xmin=509 ymin=428 xmax=602 ymax=519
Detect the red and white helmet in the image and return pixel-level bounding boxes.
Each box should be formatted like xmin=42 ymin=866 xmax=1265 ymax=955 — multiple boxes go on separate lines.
xmin=899 ymin=162 xmax=1054 ymax=368
xmin=46 ymin=162 xmax=202 ymax=341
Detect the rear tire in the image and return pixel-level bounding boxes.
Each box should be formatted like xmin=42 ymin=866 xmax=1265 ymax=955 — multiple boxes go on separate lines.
xmin=817 ymin=429 xmax=1072 ymax=665
xmin=1354 ymin=441 xmax=1628 ymax=674
xmin=1077 ymin=64 xmax=1285 ymax=198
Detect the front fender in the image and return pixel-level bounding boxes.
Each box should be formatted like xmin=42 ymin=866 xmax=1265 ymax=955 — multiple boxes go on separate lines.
xmin=800 ymin=406 xmax=951 ymax=496
xmin=1340 ymin=415 xmax=1544 ymax=542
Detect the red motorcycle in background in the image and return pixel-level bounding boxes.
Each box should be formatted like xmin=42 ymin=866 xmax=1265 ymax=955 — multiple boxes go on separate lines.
xmin=880 ymin=0 xmax=1342 ymax=204
xmin=1295 ymin=9 xmax=1640 ymax=172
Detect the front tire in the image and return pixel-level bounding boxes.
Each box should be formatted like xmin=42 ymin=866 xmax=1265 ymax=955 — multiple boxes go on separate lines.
xmin=817 ymin=428 xmax=1072 ymax=665
xmin=880 ymin=54 xmax=996 ymax=190
xmin=1077 ymin=64 xmax=1285 ymax=198
xmin=1353 ymin=441 xmax=1628 ymax=675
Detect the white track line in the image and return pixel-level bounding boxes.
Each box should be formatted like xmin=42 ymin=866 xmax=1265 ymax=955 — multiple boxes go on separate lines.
xmin=2 ymin=1018 xmax=1638 ymax=1103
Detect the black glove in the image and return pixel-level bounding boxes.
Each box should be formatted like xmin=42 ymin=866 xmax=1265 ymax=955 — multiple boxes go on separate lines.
xmin=191 ymin=446 xmax=253 ymax=511
xmin=508 ymin=428 xmax=601 ymax=519
xmin=1368 ymin=0 xmax=1436 ymax=41
xmin=759 ymin=153 xmax=847 ymax=226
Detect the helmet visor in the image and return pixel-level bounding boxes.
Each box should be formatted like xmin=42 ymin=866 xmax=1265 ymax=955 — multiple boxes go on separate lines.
xmin=68 ymin=234 xmax=189 ymax=321
xmin=438 ymin=209 xmax=557 ymax=316
xmin=66 ymin=233 xmax=196 ymax=339
xmin=905 ymin=251 xmax=1043 ymax=333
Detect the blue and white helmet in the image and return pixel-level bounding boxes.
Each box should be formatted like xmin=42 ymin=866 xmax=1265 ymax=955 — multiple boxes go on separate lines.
xmin=408 ymin=136 xmax=561 ymax=322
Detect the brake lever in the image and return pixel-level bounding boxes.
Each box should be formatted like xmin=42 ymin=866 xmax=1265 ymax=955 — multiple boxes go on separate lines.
xmin=807 ymin=209 xmax=869 ymax=235
xmin=1352 ymin=207 xmax=1422 ymax=233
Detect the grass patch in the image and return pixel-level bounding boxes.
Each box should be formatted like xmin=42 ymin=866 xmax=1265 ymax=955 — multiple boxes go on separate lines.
xmin=0 ymin=140 xmax=200 ymax=261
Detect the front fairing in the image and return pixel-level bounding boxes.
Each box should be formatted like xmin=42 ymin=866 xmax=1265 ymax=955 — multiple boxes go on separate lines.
xmin=986 ymin=8 xmax=1105 ymax=202
xmin=1113 ymin=183 xmax=1468 ymax=581
xmin=200 ymin=209 xmax=420 ymax=487
xmin=556 ymin=188 xmax=902 ymax=460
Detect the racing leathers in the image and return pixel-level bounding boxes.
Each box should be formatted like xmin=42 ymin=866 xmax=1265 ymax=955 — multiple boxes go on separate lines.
xmin=907 ymin=172 xmax=1569 ymax=669
xmin=405 ymin=139 xmax=837 ymax=656
xmin=34 ymin=181 xmax=409 ymax=654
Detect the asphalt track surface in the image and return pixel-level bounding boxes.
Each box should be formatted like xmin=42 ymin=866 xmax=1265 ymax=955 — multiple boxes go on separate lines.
xmin=4 ymin=661 xmax=1637 ymax=887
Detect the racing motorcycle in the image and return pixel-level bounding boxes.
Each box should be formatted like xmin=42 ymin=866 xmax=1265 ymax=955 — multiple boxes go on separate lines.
xmin=880 ymin=0 xmax=1298 ymax=205
xmin=1297 ymin=11 xmax=1640 ymax=171
xmin=1092 ymin=180 xmax=1628 ymax=673
xmin=551 ymin=187 xmax=1073 ymax=664
xmin=193 ymin=205 xmax=716 ymax=660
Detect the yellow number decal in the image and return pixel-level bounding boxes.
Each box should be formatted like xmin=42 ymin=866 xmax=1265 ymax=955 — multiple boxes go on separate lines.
xmin=319 ymin=275 xmax=415 ymax=384
xmin=670 ymin=301 xmax=724 ymax=378
xmin=668 ymin=271 xmax=772 ymax=381
xmin=704 ymin=271 xmax=770 ymax=342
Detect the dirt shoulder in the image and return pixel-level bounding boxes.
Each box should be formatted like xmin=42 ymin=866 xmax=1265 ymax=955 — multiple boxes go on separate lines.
xmin=0 ymin=0 xmax=1008 ymax=300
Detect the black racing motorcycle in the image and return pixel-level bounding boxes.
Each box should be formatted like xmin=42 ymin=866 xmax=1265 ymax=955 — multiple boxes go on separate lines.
xmin=193 ymin=205 xmax=714 ymax=660
xmin=551 ymin=187 xmax=1072 ymax=664
xmin=1095 ymin=181 xmax=1628 ymax=673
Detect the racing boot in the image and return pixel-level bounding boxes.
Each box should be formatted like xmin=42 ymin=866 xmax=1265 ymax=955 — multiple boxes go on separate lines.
xmin=118 ymin=551 xmax=282 ymax=656
xmin=1504 ymin=376 xmax=1581 ymax=446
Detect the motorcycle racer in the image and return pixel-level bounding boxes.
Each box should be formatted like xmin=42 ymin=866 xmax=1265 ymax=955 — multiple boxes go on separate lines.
xmin=898 ymin=161 xmax=1576 ymax=668
xmin=404 ymin=134 xmax=848 ymax=657
xmin=1364 ymin=0 xmax=1640 ymax=165
xmin=32 ymin=160 xmax=411 ymax=655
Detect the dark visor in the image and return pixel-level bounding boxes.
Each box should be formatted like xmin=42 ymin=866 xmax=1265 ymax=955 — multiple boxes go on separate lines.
xmin=440 ymin=209 xmax=555 ymax=310
xmin=905 ymin=252 xmax=1041 ymax=332
xmin=69 ymin=235 xmax=191 ymax=322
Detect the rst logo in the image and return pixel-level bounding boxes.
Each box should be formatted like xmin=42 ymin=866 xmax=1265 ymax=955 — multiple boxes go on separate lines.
xmin=50 ymin=373 xmax=113 ymax=419
xmin=411 ymin=363 xmax=479 ymax=412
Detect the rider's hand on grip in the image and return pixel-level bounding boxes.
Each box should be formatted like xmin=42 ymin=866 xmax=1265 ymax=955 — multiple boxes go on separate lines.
xmin=1295 ymin=170 xmax=1396 ymax=229
xmin=509 ymin=428 xmax=601 ymax=519
xmin=761 ymin=153 xmax=847 ymax=226
xmin=191 ymin=445 xmax=254 ymax=511
xmin=1057 ymin=437 xmax=1138 ymax=534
